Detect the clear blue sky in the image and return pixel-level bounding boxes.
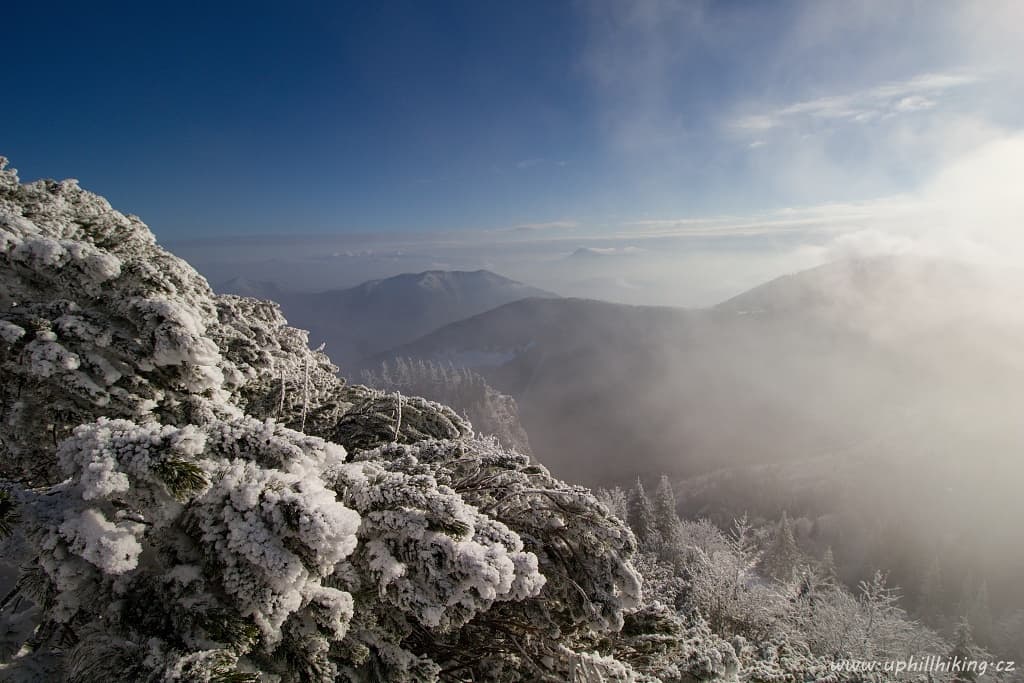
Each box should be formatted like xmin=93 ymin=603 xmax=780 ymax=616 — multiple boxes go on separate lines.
xmin=4 ymin=1 xmax=1021 ymax=240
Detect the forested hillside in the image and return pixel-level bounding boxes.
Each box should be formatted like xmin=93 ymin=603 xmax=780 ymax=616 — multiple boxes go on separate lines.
xmin=602 ymin=478 xmax=1024 ymax=674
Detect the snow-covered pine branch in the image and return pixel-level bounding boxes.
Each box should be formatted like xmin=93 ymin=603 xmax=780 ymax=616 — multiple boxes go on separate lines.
xmin=0 ymin=158 xmax=651 ymax=682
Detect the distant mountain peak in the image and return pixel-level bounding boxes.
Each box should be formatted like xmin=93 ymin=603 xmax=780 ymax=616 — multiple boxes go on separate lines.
xmin=713 ymin=255 xmax=989 ymax=314
xmin=354 ymin=269 xmax=551 ymax=295
xmin=215 ymin=269 xmax=558 ymax=368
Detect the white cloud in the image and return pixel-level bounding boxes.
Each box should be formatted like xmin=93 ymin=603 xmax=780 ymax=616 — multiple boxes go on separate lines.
xmin=618 ymin=130 xmax=1024 ymax=267
xmin=893 ymin=96 xmax=936 ymax=112
xmin=567 ymin=246 xmax=646 ymax=257
xmin=731 ymin=70 xmax=980 ymax=133
xmin=508 ymin=220 xmax=578 ymax=232
xmin=615 ymin=198 xmax=916 ymax=240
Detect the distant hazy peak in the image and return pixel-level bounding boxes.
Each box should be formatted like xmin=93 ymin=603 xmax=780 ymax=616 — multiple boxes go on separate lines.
xmin=713 ymin=255 xmax=1010 ymax=314
xmin=354 ymin=269 xmax=554 ymax=294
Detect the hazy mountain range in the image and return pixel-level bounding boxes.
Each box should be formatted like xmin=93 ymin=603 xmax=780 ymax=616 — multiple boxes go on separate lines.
xmin=219 ymin=269 xmax=557 ymax=369
xmin=226 ymin=259 xmax=1024 ymax=492
xmin=371 ymin=257 xmax=1024 ymax=607
xmin=384 ymin=261 xmax=1020 ymax=483
xmin=220 ymin=260 xmax=1024 ymax=591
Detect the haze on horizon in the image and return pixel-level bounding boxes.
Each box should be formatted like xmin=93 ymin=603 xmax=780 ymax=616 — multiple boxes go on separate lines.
xmin=6 ymin=1 xmax=1024 ymax=305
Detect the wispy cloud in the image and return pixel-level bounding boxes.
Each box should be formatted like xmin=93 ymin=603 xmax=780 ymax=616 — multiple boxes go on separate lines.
xmin=566 ymin=245 xmax=646 ymax=257
xmin=731 ymin=71 xmax=980 ymax=132
xmin=616 ymin=129 xmax=1024 ymax=268
xmin=893 ymin=95 xmax=936 ymax=113
xmin=617 ymin=198 xmax=920 ymax=240
xmin=507 ymin=220 xmax=578 ymax=232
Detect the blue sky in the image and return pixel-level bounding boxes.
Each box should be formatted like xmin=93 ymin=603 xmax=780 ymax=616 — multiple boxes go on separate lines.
xmin=5 ymin=1 xmax=1024 ymax=254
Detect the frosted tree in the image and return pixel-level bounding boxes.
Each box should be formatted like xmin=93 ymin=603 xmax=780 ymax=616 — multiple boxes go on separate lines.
xmin=652 ymin=476 xmax=683 ymax=557
xmin=790 ymin=548 xmax=837 ymax=604
xmin=328 ymin=436 xmax=642 ymax=680
xmin=0 ymin=158 xmax=654 ymax=681
xmin=605 ymin=603 xmax=738 ymax=682
xmin=681 ymin=542 xmax=783 ymax=642
xmin=361 ymin=358 xmax=532 ymax=455
xmin=726 ymin=514 xmax=756 ymax=567
xmin=597 ymin=486 xmax=629 ymax=522
xmin=756 ymin=512 xmax=801 ymax=583
xmin=784 ymin=568 xmax=948 ymax=665
xmin=609 ymin=472 xmax=954 ymax=680
xmin=627 ymin=480 xmax=659 ymax=554
xmin=210 ymin=294 xmax=344 ymax=432
xmin=5 ymin=416 xmax=365 ymax=681
xmin=732 ymin=636 xmax=831 ymax=683
xmin=854 ymin=570 xmax=948 ymax=662
xmin=948 ymin=618 xmax=991 ymax=683
xmin=788 ymin=583 xmax=864 ymax=658
xmin=818 ymin=546 xmax=839 ymax=585
xmin=0 ymin=175 xmax=228 ymax=485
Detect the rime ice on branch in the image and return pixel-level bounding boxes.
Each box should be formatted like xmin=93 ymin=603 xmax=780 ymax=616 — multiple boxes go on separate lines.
xmin=0 ymin=157 xmax=646 ymax=682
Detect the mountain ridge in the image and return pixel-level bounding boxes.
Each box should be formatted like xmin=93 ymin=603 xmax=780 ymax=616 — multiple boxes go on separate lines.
xmin=218 ymin=268 xmax=558 ymax=368
xmin=377 ymin=255 xmax=1024 ymax=484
